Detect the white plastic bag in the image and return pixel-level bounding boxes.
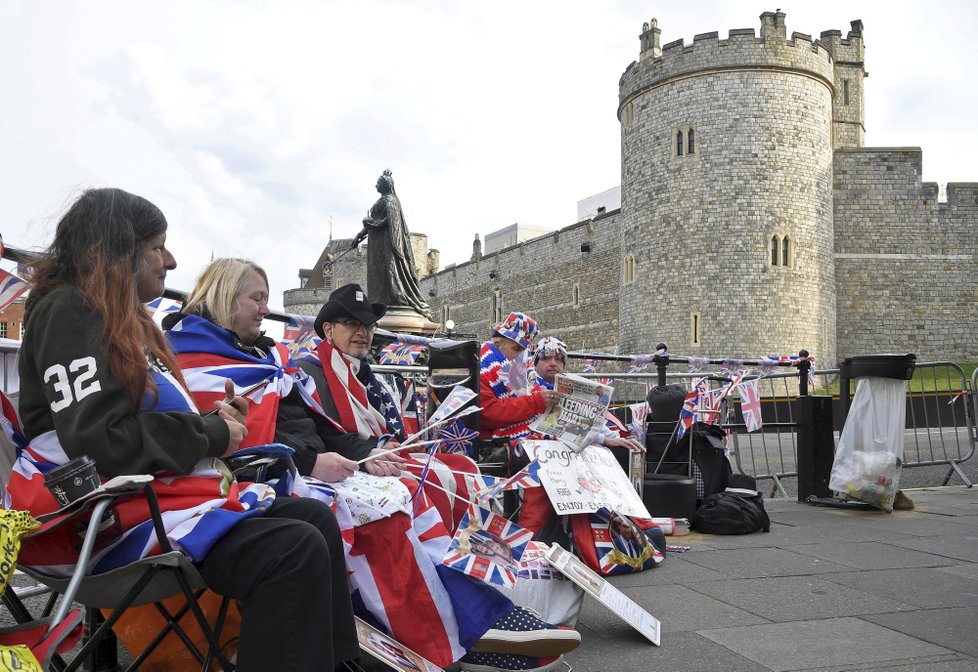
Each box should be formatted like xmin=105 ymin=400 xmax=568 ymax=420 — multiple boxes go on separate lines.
xmin=828 ymin=377 xmax=906 ymax=511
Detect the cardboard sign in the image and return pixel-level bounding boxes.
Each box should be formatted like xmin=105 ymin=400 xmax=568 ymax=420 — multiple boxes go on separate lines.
xmin=545 ymin=544 xmax=661 ymax=646
xmin=356 ymin=618 xmax=443 ymax=671
xmin=527 ymin=440 xmax=651 ymax=519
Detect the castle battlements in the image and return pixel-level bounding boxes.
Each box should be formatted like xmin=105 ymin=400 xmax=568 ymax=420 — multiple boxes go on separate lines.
xmin=819 ymin=21 xmax=865 ymax=63
xmin=946 ymin=183 xmax=978 ymax=208
xmin=621 ymin=11 xmax=837 ymax=110
xmin=620 ymin=12 xmax=846 ymax=116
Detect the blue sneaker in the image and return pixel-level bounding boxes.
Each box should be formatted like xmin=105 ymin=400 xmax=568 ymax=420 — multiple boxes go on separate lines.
xmin=473 ymin=607 xmax=580 ymax=656
xmin=459 ymin=652 xmax=563 ymax=672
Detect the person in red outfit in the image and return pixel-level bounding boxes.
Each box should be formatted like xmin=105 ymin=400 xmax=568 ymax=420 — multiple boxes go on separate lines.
xmin=478 ymin=312 xmax=560 ymax=535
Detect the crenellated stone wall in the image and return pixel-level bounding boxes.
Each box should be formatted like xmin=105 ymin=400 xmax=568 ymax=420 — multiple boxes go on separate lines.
xmin=834 ymin=148 xmax=978 ymax=359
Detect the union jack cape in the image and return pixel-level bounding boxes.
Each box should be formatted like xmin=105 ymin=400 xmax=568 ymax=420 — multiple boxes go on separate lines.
xmin=299 ymin=340 xmax=405 ymax=440
xmin=5 ymin=371 xmax=276 ymax=578
xmin=166 ymin=314 xmax=339 ymax=448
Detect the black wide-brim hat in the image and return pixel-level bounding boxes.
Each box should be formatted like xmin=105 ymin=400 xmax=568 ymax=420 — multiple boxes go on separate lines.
xmin=314 ymin=283 xmax=388 ymax=338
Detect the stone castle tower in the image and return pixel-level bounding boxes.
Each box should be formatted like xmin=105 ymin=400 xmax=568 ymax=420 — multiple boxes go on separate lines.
xmin=616 ymin=11 xmax=864 ymax=364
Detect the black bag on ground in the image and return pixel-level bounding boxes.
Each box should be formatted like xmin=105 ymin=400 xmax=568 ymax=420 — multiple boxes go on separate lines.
xmin=693 ymin=475 xmax=770 ymax=534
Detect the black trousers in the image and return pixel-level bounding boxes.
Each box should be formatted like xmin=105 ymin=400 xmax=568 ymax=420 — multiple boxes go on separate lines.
xmin=198 ymin=497 xmax=359 ymax=671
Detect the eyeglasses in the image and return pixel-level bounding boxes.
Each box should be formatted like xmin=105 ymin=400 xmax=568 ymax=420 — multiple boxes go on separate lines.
xmin=333 ymin=318 xmax=376 ymax=333
xmin=247 ymin=294 xmax=269 ymax=308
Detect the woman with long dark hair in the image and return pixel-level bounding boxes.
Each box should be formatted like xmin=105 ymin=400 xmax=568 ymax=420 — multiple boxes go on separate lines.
xmin=8 ymin=188 xmax=358 ymax=671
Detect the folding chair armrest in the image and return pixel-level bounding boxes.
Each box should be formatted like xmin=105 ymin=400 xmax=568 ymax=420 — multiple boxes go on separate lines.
xmin=28 ymin=477 xmax=178 ymax=557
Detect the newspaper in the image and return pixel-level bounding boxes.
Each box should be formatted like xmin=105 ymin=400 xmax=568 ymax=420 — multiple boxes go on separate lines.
xmin=544 ymin=544 xmax=661 ymax=646
xmin=530 ymin=373 xmax=612 ymax=452
xmin=356 ymin=618 xmax=443 ymax=671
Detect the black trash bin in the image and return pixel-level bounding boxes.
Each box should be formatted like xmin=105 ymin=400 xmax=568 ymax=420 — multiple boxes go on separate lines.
xmin=839 ymin=353 xmax=916 ymax=425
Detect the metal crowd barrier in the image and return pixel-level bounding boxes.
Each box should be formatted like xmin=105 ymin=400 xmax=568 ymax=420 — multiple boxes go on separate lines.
xmin=573 ymin=359 xmax=975 ymax=495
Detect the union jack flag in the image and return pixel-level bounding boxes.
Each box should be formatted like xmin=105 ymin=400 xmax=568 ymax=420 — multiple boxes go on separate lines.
xmin=286 ymin=332 xmax=320 ymax=359
xmin=628 ymin=354 xmax=654 ymax=373
xmin=592 ymin=511 xmax=665 ymax=574
xmin=379 ymin=342 xmax=426 ymax=365
xmin=442 ymin=505 xmax=532 ymax=588
xmin=739 ymin=378 xmax=763 ymax=432
xmin=435 ymin=418 xmax=478 ymax=456
xmin=582 ymin=359 xmax=600 ymax=374
xmin=676 ymin=389 xmax=699 ymax=441
xmin=0 ymin=269 xmax=28 ymax=313
xmin=628 ymin=402 xmax=648 ymax=442
xmin=472 ymin=458 xmax=542 ymax=502
xmin=687 ymin=356 xmax=710 ymax=373
xmin=282 ymin=313 xmax=315 ymax=342
xmin=697 ymin=387 xmax=725 ymax=425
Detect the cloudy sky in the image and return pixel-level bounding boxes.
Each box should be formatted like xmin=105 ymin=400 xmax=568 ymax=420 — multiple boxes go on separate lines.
xmin=2 ymin=0 xmax=976 ymax=313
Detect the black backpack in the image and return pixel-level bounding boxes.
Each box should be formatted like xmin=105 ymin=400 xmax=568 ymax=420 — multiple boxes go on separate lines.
xmin=693 ymin=475 xmax=770 ymax=534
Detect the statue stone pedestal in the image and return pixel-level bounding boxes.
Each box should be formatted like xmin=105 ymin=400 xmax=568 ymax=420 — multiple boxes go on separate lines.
xmin=378 ymin=307 xmax=439 ymax=336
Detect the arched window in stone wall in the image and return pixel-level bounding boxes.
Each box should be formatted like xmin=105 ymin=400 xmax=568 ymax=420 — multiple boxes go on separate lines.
xmin=623 ymin=101 xmax=635 ymax=126
xmin=690 ymin=312 xmax=701 ymax=347
xmin=623 ymin=254 xmax=636 ymax=285
xmin=492 ymin=290 xmax=502 ymax=323
xmin=673 ymin=125 xmax=697 ymax=158
xmin=573 ymin=283 xmax=581 ymax=307
xmin=441 ymin=304 xmax=450 ymax=325
xmin=769 ymin=234 xmax=793 ymax=268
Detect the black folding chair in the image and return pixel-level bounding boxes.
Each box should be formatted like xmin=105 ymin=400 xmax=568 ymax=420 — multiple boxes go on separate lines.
xmin=17 ymin=477 xmax=235 ymax=672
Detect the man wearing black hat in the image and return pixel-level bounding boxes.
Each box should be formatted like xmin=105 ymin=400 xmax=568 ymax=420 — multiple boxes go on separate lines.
xmin=299 ymin=283 xmax=407 ymax=478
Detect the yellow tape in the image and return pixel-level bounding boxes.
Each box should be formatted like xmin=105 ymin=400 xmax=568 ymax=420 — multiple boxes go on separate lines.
xmin=0 ymin=645 xmax=43 ymax=672
xmin=0 ymin=509 xmax=39 ymax=600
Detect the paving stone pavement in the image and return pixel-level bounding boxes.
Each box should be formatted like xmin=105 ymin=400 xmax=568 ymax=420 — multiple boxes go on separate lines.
xmin=564 ymin=486 xmax=978 ymax=672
